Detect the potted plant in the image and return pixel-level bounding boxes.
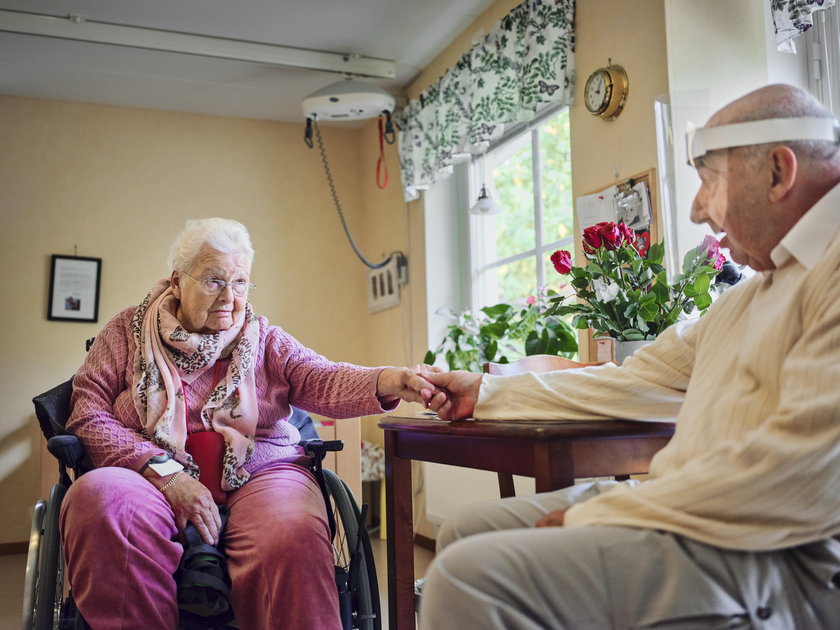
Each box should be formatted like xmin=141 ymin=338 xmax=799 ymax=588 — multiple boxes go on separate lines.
xmin=424 ymin=291 xmax=578 ymax=372
xmin=548 ymin=221 xmax=739 ymax=362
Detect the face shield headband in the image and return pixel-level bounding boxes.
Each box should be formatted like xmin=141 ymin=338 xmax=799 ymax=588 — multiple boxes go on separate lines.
xmin=686 ymin=116 xmax=840 ymax=166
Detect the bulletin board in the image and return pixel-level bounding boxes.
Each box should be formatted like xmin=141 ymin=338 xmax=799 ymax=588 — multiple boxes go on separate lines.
xmin=575 ymin=167 xmax=661 ymax=253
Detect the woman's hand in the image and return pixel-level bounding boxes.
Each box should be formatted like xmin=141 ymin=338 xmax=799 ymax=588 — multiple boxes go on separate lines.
xmin=145 ymin=470 xmax=222 ymax=545
xmin=376 ymin=365 xmax=442 ymax=407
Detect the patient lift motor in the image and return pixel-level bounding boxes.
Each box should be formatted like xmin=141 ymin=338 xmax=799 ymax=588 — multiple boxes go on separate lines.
xmin=301 ymin=79 xmax=405 ymax=288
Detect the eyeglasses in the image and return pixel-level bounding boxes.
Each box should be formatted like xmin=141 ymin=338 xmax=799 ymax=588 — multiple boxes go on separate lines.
xmin=182 ymin=271 xmax=255 ymax=297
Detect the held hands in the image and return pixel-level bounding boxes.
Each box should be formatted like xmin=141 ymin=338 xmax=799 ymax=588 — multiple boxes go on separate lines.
xmin=376 ymin=365 xmax=443 ymax=407
xmin=144 ymin=469 xmax=222 ymax=545
xmin=421 ymin=371 xmax=483 ymax=421
xmin=376 ymin=365 xmax=484 ymax=421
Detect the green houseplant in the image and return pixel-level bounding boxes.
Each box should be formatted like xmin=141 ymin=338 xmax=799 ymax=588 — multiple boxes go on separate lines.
xmin=424 ymin=291 xmax=578 ymax=372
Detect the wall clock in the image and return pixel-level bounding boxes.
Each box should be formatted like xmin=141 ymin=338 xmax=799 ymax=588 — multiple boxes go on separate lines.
xmin=583 ymin=63 xmax=629 ymax=121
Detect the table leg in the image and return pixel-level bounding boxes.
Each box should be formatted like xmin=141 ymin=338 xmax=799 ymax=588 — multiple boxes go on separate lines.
xmin=384 ymin=430 xmax=416 ymax=630
xmin=534 ymin=442 xmax=575 ymax=493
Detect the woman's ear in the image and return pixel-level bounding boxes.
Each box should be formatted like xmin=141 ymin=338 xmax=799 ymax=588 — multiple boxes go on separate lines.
xmin=767 ymin=145 xmax=798 ymax=203
xmin=170 ymin=271 xmax=182 ymax=299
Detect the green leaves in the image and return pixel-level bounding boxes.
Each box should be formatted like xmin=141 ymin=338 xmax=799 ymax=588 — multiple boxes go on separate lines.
xmin=426 ymin=295 xmax=579 ymax=372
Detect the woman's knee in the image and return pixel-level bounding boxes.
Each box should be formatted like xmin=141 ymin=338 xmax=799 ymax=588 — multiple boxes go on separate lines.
xmin=60 ymin=467 xmax=174 ymax=538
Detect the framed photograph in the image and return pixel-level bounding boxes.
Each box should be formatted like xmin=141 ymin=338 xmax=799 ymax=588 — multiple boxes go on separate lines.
xmin=48 ymin=255 xmax=102 ymax=322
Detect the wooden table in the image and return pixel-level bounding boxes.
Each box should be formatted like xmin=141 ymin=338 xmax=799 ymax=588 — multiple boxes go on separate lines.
xmin=379 ymin=415 xmax=675 ymax=630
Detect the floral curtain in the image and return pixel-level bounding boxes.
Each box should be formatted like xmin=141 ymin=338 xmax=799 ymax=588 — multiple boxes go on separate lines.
xmin=771 ymin=0 xmax=835 ymax=53
xmin=397 ymin=0 xmax=575 ymax=200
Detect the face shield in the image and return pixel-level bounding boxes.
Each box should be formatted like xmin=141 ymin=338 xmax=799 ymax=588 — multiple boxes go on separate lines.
xmin=686 ymin=116 xmax=840 ymax=168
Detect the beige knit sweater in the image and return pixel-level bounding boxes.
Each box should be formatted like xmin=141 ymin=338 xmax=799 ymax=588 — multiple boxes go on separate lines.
xmin=475 ymin=183 xmax=840 ymax=551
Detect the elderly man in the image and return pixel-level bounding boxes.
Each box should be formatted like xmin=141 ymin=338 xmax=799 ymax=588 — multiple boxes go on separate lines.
xmin=417 ymin=84 xmax=840 ymax=628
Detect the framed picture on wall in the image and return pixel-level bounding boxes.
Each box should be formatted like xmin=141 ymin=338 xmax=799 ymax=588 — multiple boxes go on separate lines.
xmin=48 ymin=254 xmax=102 ymax=323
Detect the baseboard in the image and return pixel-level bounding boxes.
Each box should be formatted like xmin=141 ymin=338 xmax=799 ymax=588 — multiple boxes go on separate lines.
xmin=413 ymin=533 xmax=436 ymax=553
xmin=0 ymin=541 xmax=28 ymax=555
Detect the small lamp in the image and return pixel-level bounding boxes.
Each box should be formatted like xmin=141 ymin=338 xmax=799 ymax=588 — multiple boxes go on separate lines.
xmin=469 ymin=151 xmax=503 ymax=215
xmin=469 ymin=185 xmax=504 ymax=215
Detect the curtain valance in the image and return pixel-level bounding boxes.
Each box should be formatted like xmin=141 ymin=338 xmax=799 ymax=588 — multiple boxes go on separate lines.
xmin=397 ymin=0 xmax=576 ymax=200
xmin=772 ymin=0 xmax=835 ymax=52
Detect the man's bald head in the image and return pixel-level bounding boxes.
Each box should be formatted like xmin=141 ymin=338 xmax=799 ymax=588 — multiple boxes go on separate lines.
xmin=708 ymin=84 xmax=840 ymax=163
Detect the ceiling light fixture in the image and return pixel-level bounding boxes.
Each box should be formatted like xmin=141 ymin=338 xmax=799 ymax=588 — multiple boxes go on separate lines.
xmin=0 ymin=9 xmax=396 ymax=79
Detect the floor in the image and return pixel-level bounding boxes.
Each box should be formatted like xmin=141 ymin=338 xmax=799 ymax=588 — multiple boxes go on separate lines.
xmin=3 ymin=534 xmax=434 ymax=629
xmin=1 ymin=551 xmax=28 ymax=628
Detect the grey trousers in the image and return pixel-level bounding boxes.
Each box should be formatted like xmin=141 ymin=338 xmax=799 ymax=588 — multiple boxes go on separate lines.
xmin=418 ymin=481 xmax=840 ymax=629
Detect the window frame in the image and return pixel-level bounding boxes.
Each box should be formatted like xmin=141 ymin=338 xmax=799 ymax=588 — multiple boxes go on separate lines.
xmin=804 ymin=4 xmax=840 ymax=118
xmin=468 ymin=105 xmax=575 ymax=309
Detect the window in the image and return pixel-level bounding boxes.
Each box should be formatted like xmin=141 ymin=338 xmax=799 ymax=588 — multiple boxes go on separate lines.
xmin=470 ymin=108 xmax=574 ymax=308
xmin=805 ymin=4 xmax=840 ymax=118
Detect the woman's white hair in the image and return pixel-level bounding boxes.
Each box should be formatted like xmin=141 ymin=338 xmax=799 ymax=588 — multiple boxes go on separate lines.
xmin=167 ymin=218 xmax=255 ymax=273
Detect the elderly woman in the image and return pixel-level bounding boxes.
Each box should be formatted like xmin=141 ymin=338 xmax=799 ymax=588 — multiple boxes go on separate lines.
xmin=60 ymin=218 xmax=435 ymax=629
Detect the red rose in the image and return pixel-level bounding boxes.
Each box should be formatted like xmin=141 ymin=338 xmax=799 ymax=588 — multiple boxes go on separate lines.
xmin=714 ymin=253 xmax=726 ymax=271
xmin=550 ymin=250 xmax=573 ymax=274
xmin=597 ymin=222 xmax=622 ymax=250
xmin=582 ymin=225 xmax=603 ymax=253
xmin=701 ymin=235 xmax=721 ymax=261
xmin=617 ymin=222 xmax=635 ymax=246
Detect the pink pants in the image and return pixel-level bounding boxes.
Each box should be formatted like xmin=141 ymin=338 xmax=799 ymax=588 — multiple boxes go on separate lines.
xmin=59 ymin=461 xmax=341 ymax=630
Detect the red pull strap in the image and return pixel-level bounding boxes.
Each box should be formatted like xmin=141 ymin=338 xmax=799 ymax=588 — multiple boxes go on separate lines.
xmin=376 ymin=117 xmax=389 ymax=190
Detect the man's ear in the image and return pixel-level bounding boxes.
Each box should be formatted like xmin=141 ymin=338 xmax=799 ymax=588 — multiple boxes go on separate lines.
xmin=170 ymin=271 xmax=182 ymax=299
xmin=767 ymin=145 xmax=798 ymax=203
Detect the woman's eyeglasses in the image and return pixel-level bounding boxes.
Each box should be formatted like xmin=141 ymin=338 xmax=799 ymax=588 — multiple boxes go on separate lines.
xmin=182 ymin=272 xmax=255 ymax=296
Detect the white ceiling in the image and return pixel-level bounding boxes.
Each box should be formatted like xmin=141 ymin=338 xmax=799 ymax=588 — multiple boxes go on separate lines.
xmin=0 ymin=0 xmax=497 ymax=122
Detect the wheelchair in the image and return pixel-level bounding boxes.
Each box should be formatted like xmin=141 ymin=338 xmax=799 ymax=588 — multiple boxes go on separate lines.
xmin=23 ymin=376 xmax=381 ymax=630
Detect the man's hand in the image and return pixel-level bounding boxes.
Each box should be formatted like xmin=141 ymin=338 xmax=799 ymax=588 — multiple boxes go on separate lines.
xmin=376 ymin=365 xmax=442 ymax=407
xmin=535 ymin=509 xmax=566 ymax=528
xmin=424 ymin=370 xmax=483 ymax=420
xmin=145 ymin=470 xmax=222 ymax=545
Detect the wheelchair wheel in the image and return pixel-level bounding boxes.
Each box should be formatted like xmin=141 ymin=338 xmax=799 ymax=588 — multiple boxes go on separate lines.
xmin=22 ymin=500 xmax=46 ymax=629
xmin=324 ymin=470 xmax=381 ymax=630
xmin=33 ymin=483 xmax=67 ymax=630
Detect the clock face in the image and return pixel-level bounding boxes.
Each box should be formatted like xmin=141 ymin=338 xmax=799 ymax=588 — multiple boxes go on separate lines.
xmin=584 ymin=70 xmax=609 ymax=114
xmin=583 ymin=65 xmax=628 ymax=120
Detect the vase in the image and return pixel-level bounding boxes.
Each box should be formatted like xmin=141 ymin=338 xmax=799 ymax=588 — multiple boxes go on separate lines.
xmin=614 ymin=339 xmax=654 ymax=365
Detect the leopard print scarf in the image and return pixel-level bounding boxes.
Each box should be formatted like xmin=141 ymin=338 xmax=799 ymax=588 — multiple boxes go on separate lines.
xmin=131 ymin=279 xmax=260 ymax=491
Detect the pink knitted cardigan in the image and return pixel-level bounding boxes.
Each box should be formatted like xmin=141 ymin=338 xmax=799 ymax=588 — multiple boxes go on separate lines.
xmin=68 ymin=307 xmax=397 ymax=473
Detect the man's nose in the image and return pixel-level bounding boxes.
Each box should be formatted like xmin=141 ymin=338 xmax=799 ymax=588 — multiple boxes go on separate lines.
xmin=690 ymin=194 xmax=705 ymax=225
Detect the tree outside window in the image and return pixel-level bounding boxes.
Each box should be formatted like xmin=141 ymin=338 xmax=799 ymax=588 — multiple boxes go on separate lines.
xmin=471 ymin=108 xmax=575 ymax=308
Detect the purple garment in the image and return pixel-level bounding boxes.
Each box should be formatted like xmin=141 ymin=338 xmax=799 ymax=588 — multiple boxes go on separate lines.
xmin=67 ymin=306 xmax=398 ymax=473
xmin=60 ymin=461 xmax=342 ymax=630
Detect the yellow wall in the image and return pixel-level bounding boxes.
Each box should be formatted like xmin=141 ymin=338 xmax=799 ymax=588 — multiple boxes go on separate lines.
xmin=1 ymin=0 xmax=673 ymax=544
xmin=0 ymin=95 xmax=406 ymax=543
xmin=571 ymin=1 xmax=669 ymax=194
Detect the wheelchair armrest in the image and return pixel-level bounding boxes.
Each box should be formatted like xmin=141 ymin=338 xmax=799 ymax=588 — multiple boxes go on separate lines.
xmin=47 ymin=434 xmax=86 ymax=469
xmin=300 ymin=439 xmax=345 ymax=457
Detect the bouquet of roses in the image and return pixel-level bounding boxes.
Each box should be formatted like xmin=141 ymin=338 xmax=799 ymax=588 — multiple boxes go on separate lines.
xmin=547 ymin=221 xmax=730 ymax=341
